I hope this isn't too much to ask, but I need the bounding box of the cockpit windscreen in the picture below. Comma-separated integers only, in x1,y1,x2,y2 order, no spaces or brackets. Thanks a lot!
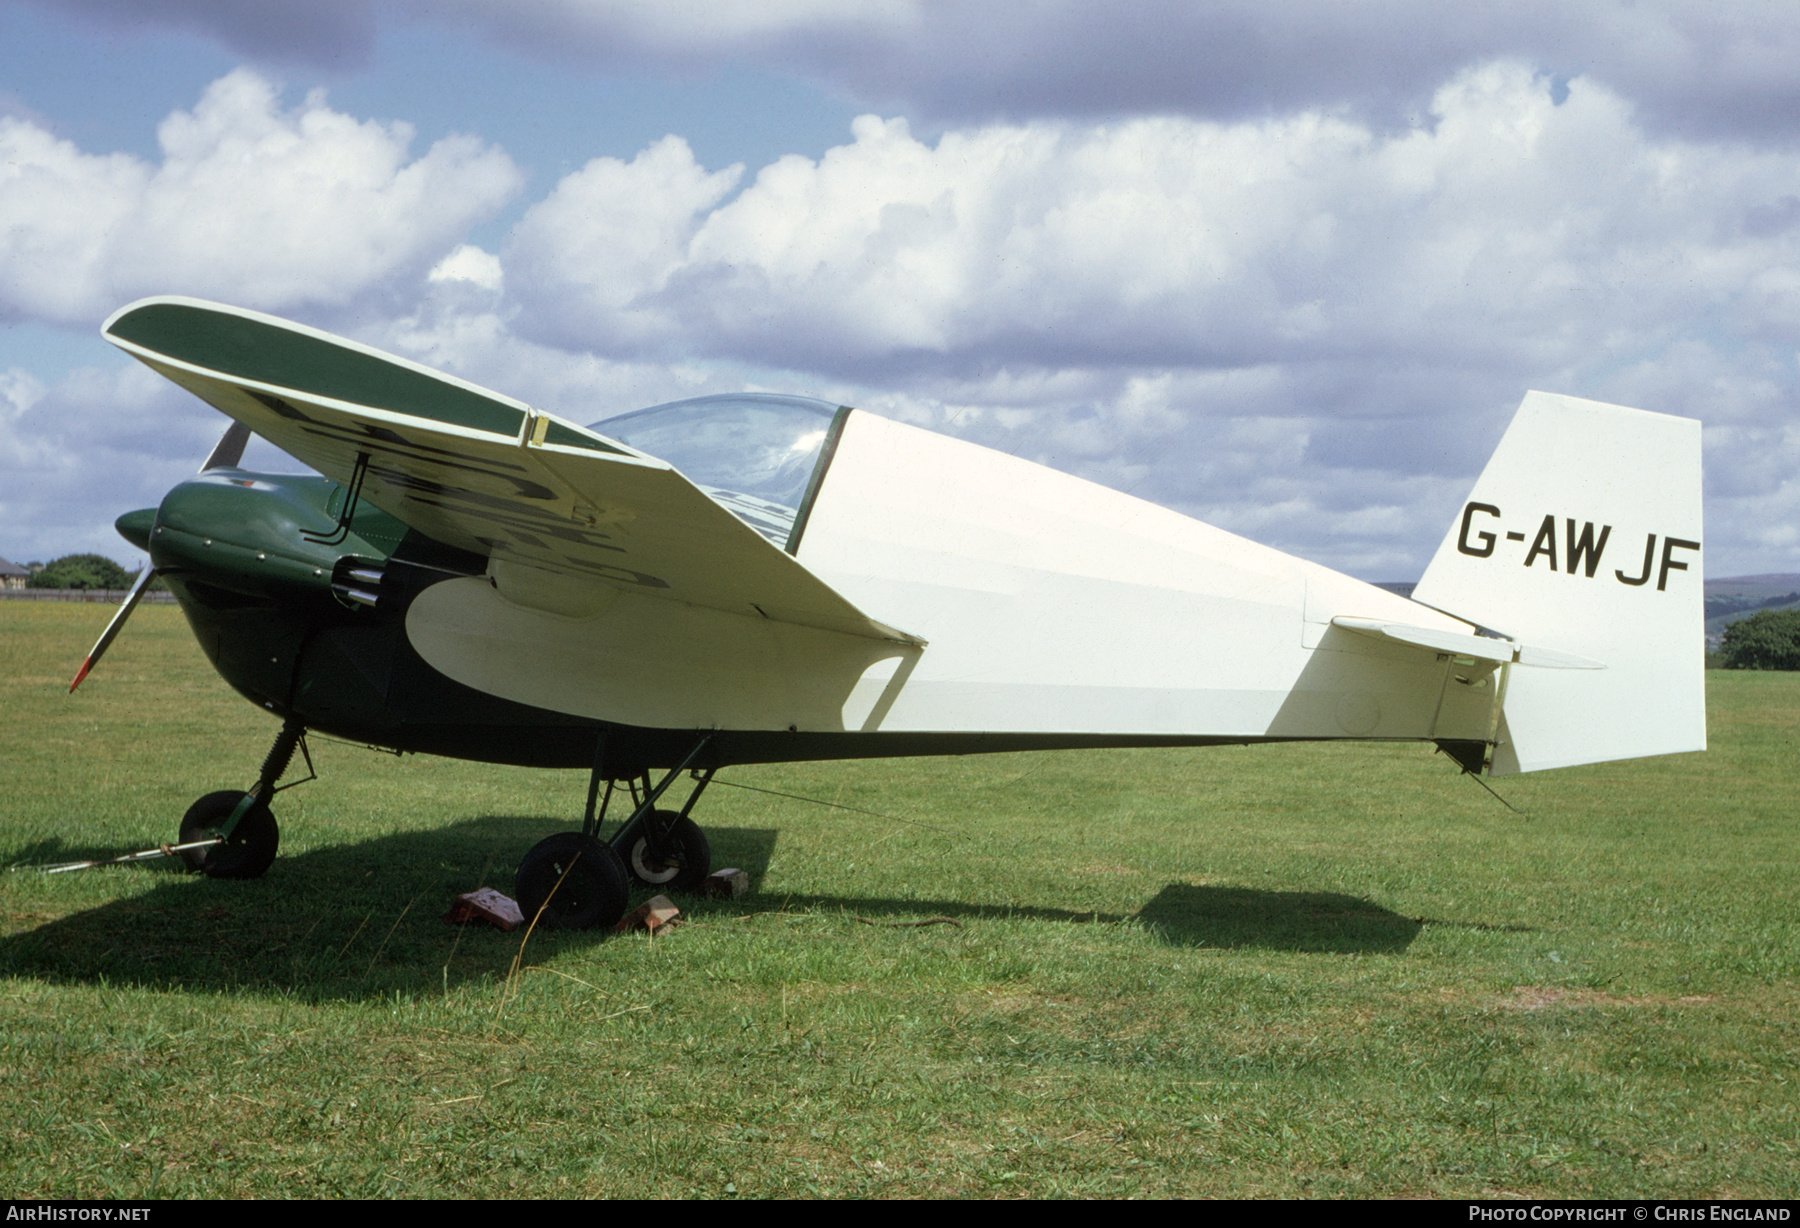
590,394,840,547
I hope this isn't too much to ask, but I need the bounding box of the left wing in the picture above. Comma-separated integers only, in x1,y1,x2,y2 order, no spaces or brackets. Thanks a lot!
104,297,917,646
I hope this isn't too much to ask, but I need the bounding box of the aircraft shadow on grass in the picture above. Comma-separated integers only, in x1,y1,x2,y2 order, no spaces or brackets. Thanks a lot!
763,883,1428,954
2,817,1436,1000
1135,884,1422,953
1,814,735,1001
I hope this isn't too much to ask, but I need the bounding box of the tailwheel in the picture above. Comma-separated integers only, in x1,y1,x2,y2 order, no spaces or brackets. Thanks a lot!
625,810,711,891
178,790,280,880
516,832,630,930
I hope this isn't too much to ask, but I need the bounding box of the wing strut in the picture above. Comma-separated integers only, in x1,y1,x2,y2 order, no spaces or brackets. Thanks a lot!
303,451,371,546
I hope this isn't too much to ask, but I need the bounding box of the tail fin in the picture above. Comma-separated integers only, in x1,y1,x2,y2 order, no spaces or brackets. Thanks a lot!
1413,391,1704,775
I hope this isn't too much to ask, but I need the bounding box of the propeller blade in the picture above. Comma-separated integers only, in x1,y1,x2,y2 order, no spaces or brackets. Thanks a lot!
69,565,156,692
200,420,252,471
70,420,249,692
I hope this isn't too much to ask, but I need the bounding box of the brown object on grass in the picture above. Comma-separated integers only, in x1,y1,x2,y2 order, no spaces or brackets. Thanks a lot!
614,895,681,934
444,887,524,932
700,868,750,898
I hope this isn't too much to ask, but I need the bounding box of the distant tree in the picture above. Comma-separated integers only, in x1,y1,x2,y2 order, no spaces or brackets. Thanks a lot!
1720,608,1800,671
26,553,133,590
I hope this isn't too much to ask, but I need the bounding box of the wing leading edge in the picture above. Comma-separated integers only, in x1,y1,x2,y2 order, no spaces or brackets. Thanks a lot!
104,296,918,647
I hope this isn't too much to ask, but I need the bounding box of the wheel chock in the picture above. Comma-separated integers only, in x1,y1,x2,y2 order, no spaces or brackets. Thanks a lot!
613,895,680,935
444,887,524,931
699,867,749,898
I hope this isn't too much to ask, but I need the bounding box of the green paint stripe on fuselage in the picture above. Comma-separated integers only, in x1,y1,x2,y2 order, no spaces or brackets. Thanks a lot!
109,302,527,439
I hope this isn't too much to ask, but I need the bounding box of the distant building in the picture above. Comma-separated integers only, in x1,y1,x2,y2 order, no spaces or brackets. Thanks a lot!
0,557,28,590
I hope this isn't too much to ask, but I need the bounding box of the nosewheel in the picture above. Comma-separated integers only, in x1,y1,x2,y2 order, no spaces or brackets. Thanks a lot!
178,790,281,880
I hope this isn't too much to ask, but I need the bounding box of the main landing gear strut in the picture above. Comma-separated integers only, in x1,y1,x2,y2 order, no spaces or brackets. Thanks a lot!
171,719,708,933
177,716,310,879
514,733,716,930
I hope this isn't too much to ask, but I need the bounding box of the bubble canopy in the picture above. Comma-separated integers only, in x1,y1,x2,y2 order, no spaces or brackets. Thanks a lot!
590,393,846,549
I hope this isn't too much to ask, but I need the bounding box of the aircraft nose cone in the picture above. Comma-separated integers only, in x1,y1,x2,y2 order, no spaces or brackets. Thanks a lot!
115,507,157,551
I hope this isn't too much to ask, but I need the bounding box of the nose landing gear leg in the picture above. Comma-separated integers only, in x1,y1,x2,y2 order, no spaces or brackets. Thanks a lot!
178,716,308,879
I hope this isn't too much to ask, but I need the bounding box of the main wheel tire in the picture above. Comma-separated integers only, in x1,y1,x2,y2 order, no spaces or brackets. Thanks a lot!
178,790,280,880
626,811,711,891
516,833,629,930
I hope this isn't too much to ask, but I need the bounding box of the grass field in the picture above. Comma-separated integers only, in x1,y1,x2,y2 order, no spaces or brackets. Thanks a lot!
2,601,1796,1198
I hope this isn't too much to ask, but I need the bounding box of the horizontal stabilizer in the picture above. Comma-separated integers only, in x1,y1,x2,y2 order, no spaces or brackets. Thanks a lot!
1329,617,1605,670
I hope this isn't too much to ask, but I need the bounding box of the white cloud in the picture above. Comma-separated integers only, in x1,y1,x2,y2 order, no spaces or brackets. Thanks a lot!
504,64,1800,388
0,69,521,324
428,244,504,292
505,135,742,352
0,368,46,420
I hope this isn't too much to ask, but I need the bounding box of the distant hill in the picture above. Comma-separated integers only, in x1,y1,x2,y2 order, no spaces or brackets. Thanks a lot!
1370,574,1800,647
1704,574,1800,642
1706,574,1800,591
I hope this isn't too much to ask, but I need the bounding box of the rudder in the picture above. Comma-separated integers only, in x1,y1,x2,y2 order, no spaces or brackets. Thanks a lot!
1412,391,1704,775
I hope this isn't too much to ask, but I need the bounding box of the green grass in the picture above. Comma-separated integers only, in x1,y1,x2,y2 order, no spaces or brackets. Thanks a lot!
2,601,1797,1198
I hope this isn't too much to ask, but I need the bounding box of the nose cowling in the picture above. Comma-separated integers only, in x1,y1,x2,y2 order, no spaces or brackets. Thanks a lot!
147,470,388,604
115,507,156,552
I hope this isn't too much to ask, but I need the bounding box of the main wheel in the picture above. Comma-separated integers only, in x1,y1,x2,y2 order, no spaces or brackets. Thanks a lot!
178,790,280,880
516,832,629,930
625,811,711,891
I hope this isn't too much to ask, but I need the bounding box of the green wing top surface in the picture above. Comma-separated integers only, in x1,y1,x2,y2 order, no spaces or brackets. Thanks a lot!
105,297,914,644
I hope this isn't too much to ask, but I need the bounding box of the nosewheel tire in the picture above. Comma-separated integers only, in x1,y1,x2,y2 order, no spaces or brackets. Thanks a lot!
626,811,711,891
516,832,630,930
178,790,280,880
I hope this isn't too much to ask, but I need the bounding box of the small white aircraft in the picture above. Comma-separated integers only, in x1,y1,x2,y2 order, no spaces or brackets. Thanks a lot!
79,296,1705,927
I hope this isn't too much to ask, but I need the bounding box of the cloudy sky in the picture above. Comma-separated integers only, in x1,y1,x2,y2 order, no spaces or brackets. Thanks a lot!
5,1,1800,581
